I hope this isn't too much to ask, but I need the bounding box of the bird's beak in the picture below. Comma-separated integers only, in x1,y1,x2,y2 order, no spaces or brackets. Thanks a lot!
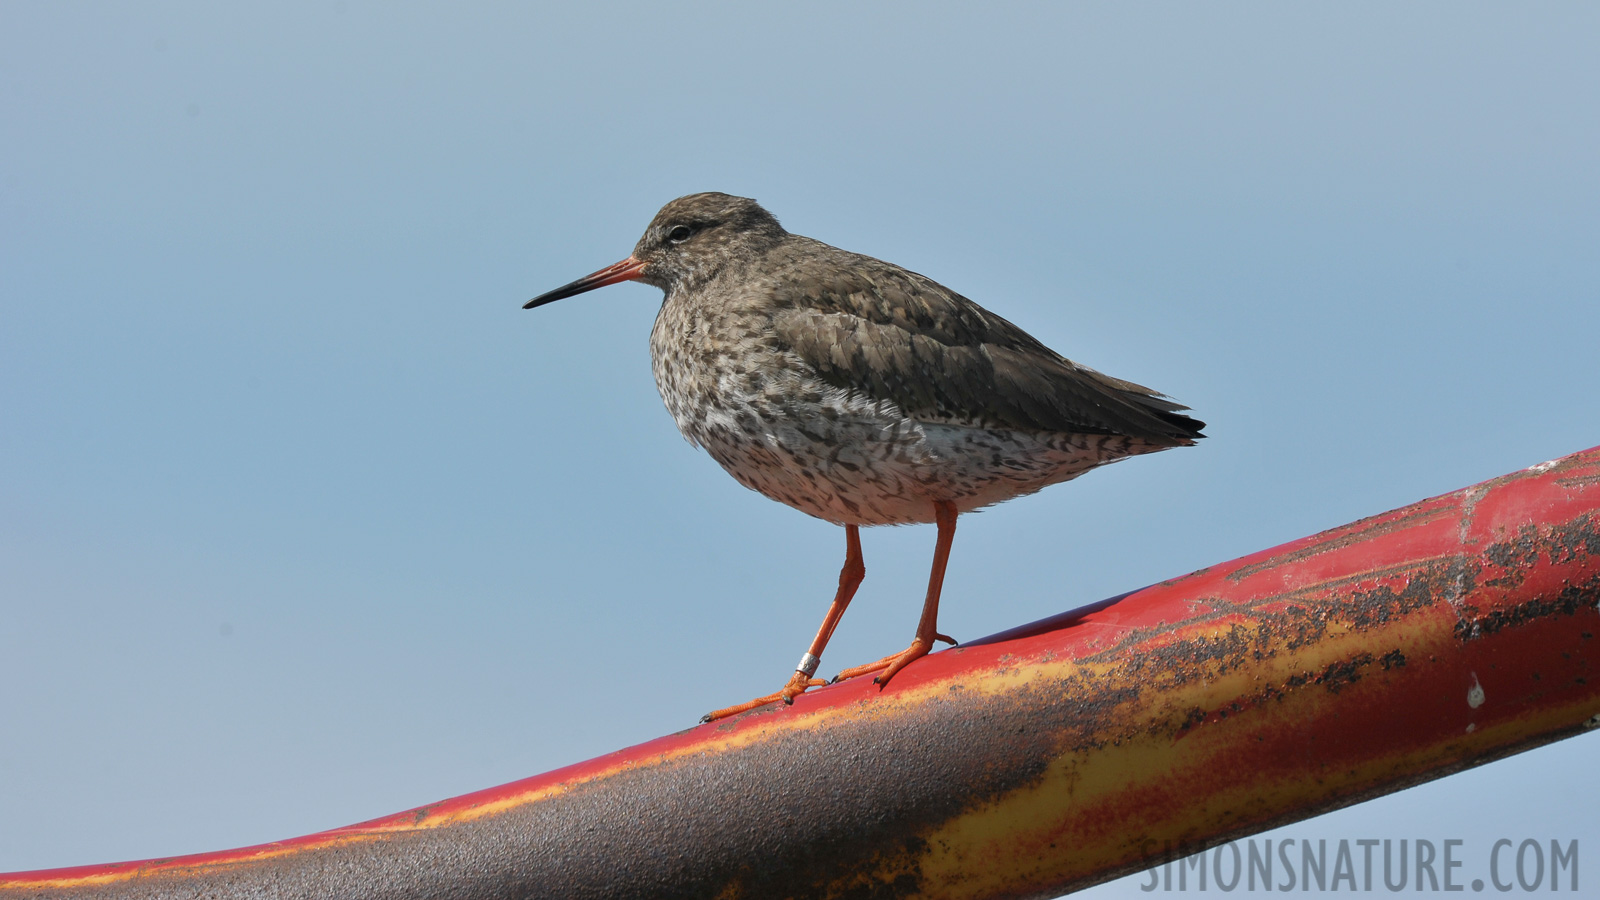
524,256,646,309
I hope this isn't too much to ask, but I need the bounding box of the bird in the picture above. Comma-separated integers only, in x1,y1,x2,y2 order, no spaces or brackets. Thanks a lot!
524,192,1203,722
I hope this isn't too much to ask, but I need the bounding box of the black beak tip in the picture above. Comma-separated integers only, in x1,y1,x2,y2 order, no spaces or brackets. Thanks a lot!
522,289,567,310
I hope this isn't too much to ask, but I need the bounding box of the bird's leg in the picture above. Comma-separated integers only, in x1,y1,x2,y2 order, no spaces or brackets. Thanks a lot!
700,525,866,723
834,500,959,687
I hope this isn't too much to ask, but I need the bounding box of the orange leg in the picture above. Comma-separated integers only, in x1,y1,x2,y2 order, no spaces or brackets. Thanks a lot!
834,500,959,687
701,525,866,722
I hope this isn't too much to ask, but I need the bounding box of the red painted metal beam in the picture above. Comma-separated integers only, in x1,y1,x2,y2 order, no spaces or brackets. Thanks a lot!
5,447,1600,899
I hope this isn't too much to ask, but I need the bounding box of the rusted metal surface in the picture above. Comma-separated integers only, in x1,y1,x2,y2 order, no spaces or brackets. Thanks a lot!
6,447,1600,899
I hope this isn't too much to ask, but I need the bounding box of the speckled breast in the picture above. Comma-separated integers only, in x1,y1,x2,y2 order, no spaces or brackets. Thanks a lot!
648,298,1128,527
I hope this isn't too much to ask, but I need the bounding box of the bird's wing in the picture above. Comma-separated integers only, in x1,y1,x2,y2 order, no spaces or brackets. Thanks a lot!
769,250,1203,443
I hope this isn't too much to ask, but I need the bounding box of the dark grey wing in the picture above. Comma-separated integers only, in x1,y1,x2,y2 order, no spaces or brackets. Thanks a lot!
769,249,1204,444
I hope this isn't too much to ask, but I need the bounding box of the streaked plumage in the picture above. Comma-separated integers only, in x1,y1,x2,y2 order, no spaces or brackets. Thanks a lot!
526,192,1202,720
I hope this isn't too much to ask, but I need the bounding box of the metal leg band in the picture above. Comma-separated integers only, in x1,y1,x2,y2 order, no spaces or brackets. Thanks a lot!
796,652,821,678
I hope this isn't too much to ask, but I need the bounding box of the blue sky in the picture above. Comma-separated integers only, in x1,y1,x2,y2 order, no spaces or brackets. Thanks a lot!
3,3,1597,895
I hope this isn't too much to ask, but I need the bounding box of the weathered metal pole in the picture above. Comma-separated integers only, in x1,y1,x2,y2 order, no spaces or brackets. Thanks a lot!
6,447,1599,899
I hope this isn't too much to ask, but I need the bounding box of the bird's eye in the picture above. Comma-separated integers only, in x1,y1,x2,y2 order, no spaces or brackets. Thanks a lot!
667,224,693,244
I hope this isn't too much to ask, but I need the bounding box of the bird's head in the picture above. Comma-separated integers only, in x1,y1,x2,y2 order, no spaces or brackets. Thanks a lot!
524,193,786,310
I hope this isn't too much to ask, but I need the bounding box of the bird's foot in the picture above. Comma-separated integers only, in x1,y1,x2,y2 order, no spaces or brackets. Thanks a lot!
700,671,826,723
832,635,946,688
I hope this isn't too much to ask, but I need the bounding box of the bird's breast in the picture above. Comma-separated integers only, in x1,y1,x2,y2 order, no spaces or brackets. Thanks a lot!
644,292,1146,526
650,297,830,448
